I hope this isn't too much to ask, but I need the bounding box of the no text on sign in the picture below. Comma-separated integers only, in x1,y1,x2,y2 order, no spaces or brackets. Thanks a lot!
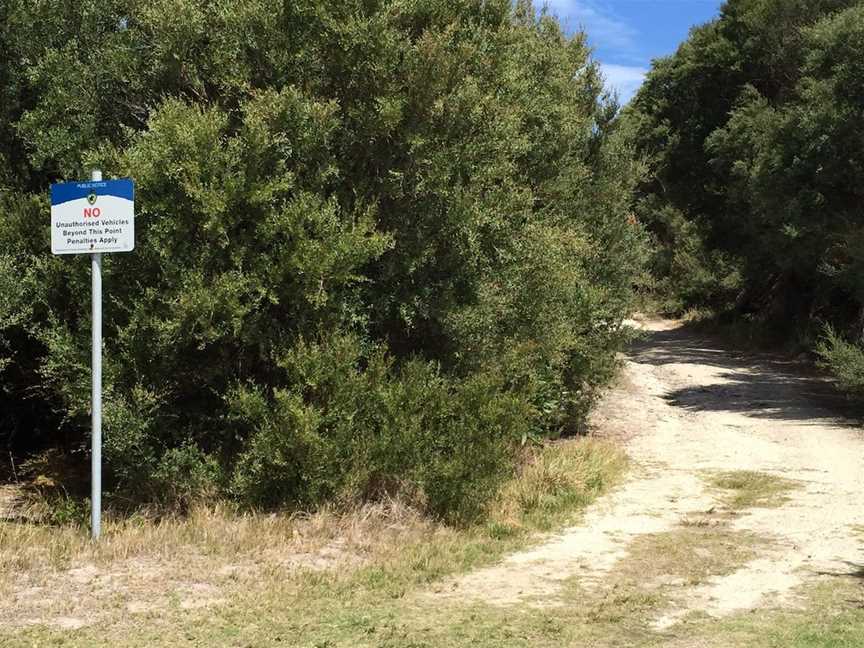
51,178,135,255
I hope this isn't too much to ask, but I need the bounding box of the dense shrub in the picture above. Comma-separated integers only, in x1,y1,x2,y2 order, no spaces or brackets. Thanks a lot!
228,334,531,522
816,327,864,396
0,0,645,517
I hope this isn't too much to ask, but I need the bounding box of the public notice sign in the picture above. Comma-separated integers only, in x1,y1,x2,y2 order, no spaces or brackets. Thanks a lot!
50,178,135,255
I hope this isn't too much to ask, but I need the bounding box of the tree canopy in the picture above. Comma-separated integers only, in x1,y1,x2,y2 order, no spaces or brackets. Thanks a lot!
629,1,861,321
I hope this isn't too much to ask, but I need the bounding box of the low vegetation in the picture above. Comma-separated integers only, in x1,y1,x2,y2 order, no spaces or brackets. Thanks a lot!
681,579,864,648
13,440,842,648
620,525,768,587
0,438,625,645
707,470,800,510
2,521,786,647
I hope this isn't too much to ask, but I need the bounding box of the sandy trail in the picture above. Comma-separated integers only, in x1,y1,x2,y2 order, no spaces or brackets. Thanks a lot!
440,318,864,626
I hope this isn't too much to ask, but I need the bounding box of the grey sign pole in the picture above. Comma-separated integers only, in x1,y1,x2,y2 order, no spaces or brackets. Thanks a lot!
91,168,102,540
50,168,134,539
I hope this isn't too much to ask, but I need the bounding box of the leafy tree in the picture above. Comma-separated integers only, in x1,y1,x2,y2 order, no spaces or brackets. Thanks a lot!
630,0,864,389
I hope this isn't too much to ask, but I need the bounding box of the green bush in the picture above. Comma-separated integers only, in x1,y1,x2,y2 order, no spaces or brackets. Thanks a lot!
0,0,646,517
816,327,864,395
229,334,530,522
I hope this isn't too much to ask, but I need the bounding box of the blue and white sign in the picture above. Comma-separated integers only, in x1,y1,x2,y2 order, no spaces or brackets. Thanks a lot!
50,178,135,255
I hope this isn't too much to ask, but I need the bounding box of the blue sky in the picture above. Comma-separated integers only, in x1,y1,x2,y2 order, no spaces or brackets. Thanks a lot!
541,0,723,103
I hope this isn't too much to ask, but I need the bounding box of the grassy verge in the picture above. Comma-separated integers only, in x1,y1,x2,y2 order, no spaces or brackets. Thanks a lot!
0,438,626,646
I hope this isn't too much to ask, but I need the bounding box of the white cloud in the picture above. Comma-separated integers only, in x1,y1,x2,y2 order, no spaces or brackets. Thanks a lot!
542,0,638,53
598,63,648,104
536,2,649,103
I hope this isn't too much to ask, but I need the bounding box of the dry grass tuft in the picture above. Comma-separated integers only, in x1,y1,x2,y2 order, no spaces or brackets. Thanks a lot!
0,437,627,636
0,497,434,577
550,523,772,641
489,438,626,532
618,524,769,587
0,498,441,632
706,470,799,510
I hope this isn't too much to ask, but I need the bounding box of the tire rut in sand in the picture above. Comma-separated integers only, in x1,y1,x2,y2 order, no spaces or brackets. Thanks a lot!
433,318,864,628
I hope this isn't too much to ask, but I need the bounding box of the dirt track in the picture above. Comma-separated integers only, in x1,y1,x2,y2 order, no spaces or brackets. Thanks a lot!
442,317,864,627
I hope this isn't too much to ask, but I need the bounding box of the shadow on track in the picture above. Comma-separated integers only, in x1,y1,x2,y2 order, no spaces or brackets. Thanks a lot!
628,323,864,427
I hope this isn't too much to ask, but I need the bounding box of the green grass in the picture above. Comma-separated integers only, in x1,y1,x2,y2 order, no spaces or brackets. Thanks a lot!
706,470,800,510
670,579,864,648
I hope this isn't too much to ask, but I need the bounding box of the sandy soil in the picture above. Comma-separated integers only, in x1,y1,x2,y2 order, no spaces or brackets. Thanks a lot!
440,317,864,627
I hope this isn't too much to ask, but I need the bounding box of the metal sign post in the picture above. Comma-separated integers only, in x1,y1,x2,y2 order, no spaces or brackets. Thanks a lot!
50,170,135,541
90,169,103,540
